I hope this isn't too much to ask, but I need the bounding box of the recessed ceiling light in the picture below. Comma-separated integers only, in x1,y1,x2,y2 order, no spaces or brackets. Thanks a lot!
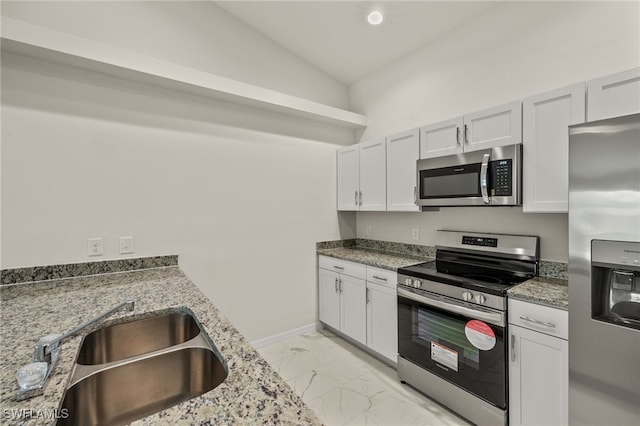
367,10,384,26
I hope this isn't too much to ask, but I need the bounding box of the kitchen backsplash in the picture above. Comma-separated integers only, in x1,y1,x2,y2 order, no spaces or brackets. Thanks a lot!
317,239,567,280
0,255,178,285
538,260,568,280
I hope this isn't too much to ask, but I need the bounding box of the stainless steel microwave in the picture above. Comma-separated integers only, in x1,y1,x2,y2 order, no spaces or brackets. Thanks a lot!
416,144,522,207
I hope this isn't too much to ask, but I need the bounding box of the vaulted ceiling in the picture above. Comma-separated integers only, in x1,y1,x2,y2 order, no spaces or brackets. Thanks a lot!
217,1,504,85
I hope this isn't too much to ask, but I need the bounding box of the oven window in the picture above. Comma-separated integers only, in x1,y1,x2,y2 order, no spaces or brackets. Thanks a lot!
417,308,480,370
419,163,482,199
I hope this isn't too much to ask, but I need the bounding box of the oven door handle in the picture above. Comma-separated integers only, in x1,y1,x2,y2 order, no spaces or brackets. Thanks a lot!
398,287,505,327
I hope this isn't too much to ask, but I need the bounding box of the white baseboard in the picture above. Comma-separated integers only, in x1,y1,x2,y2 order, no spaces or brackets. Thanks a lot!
250,322,322,349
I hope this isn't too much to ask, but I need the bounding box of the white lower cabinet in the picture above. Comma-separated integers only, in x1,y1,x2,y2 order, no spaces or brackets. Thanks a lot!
318,256,397,363
366,267,398,363
340,274,367,345
508,299,568,426
318,257,366,345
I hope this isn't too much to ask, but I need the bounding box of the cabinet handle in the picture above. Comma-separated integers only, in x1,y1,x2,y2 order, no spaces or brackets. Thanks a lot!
359,191,363,206
334,278,338,293
372,275,387,281
338,279,342,293
519,316,556,328
366,288,370,304
354,190,358,206
464,124,469,144
414,186,417,203
456,127,461,146
511,334,516,362
333,265,344,270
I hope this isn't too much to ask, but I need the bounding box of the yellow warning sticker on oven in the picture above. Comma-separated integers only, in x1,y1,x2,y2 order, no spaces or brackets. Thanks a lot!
431,341,458,371
465,320,496,350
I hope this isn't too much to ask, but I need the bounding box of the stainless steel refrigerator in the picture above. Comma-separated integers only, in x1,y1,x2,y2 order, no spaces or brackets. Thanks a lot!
568,113,640,426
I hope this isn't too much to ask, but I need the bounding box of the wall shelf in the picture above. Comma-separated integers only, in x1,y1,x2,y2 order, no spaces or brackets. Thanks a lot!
1,18,367,129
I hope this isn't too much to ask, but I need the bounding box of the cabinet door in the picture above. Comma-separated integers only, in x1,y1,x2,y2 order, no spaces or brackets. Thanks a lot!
419,117,463,159
523,83,585,213
386,129,420,211
359,139,386,211
318,268,341,330
340,275,367,345
464,101,522,152
337,145,359,211
509,324,568,426
366,282,397,363
587,67,640,121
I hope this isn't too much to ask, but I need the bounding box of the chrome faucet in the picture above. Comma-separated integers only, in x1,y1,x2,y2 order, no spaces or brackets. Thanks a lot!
16,300,135,400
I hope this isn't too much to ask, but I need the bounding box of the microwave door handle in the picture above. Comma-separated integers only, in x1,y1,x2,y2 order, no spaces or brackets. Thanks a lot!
480,153,490,204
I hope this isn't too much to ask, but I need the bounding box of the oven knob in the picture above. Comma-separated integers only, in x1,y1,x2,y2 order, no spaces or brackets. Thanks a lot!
413,280,422,289
474,295,486,304
405,278,413,286
462,291,473,301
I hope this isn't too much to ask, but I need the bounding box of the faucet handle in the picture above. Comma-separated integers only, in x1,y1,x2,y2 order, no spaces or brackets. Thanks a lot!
34,333,61,363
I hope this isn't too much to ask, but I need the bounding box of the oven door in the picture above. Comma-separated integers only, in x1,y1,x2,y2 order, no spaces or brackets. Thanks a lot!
417,161,486,207
397,286,507,409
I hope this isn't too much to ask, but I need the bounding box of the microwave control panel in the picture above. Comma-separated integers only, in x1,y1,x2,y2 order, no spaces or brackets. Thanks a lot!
490,159,512,196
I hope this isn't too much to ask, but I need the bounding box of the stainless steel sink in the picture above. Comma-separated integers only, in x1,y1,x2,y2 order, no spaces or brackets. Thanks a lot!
58,347,227,426
77,312,201,365
57,309,228,426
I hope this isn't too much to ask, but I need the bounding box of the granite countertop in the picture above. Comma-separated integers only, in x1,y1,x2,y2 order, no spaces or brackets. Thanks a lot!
317,247,427,271
0,266,320,425
508,276,569,310
319,243,568,310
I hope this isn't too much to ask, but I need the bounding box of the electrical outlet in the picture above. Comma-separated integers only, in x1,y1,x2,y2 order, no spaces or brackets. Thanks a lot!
366,226,372,236
412,228,420,241
88,237,104,256
119,236,134,254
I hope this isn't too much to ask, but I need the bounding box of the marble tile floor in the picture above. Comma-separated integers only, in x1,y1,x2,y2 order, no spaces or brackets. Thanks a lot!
258,329,472,426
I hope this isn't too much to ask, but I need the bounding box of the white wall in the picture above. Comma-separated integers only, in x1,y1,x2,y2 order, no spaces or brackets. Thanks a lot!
0,0,349,109
350,1,640,262
0,2,356,342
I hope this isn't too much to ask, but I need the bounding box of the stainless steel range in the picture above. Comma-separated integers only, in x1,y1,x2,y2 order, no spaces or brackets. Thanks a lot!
397,230,539,426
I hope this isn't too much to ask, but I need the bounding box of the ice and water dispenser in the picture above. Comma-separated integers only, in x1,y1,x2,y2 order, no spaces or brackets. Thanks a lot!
591,240,640,330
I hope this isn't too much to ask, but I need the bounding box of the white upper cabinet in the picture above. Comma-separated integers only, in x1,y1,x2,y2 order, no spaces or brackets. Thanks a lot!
337,140,386,211
359,139,387,211
523,83,585,213
420,101,522,159
587,67,640,121
420,117,463,159
336,145,360,211
386,129,420,212
464,101,522,151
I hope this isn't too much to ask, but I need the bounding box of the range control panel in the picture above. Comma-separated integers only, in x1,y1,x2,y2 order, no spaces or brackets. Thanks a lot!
462,236,498,248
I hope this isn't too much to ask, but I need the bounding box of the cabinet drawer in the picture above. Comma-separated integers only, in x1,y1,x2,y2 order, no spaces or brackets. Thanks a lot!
366,267,397,289
319,255,366,280
509,299,568,340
